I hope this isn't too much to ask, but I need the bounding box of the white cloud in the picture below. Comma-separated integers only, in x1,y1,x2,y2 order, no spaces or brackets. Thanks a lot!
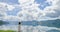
3,15,20,21
6,4,15,11
17,0,60,21
18,0,34,4
0,12,7,20
0,2,15,11
0,0,60,21
0,2,16,21
0,2,7,20
0,2,7,11
46,0,59,5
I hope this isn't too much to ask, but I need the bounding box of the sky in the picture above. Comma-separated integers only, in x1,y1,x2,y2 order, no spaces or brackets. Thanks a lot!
0,0,19,4
0,0,60,21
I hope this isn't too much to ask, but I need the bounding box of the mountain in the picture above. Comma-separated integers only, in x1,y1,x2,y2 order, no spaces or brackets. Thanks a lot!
21,19,60,28
0,20,9,25
8,21,18,25
38,19,60,28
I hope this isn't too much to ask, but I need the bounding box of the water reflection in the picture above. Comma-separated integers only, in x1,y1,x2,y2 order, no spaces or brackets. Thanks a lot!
0,19,60,32
46,29,60,32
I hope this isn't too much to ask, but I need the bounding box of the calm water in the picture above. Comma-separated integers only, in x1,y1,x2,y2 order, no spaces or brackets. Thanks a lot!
0,19,60,32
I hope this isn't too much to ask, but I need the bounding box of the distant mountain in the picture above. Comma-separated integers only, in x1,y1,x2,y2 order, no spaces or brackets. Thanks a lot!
0,20,9,25
21,19,60,28
39,19,60,28
8,21,18,25
22,20,38,26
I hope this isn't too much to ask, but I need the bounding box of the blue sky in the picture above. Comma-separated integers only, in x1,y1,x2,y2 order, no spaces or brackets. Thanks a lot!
0,0,21,16
0,0,19,4
0,0,51,16
35,0,51,10
6,6,21,16
0,0,60,21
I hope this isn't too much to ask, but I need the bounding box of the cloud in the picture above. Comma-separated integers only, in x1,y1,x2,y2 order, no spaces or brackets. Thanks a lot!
17,0,60,21
0,2,16,11
0,0,60,21
0,2,17,21
7,4,15,11
0,2,7,20
3,15,20,21
0,12,7,20
18,0,34,4
0,2,7,11
43,0,60,18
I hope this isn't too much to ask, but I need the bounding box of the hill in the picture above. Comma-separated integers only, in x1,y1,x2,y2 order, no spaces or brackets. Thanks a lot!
0,20,9,25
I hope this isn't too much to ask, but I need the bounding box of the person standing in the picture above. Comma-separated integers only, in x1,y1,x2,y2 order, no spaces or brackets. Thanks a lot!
18,22,21,32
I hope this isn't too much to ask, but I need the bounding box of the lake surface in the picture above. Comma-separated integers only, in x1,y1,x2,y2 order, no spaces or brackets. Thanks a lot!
0,19,60,32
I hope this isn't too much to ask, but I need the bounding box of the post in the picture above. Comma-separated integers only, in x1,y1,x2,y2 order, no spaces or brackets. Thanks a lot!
18,22,21,32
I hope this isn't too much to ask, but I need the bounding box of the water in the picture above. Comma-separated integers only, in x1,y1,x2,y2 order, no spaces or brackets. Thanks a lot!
0,19,60,32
